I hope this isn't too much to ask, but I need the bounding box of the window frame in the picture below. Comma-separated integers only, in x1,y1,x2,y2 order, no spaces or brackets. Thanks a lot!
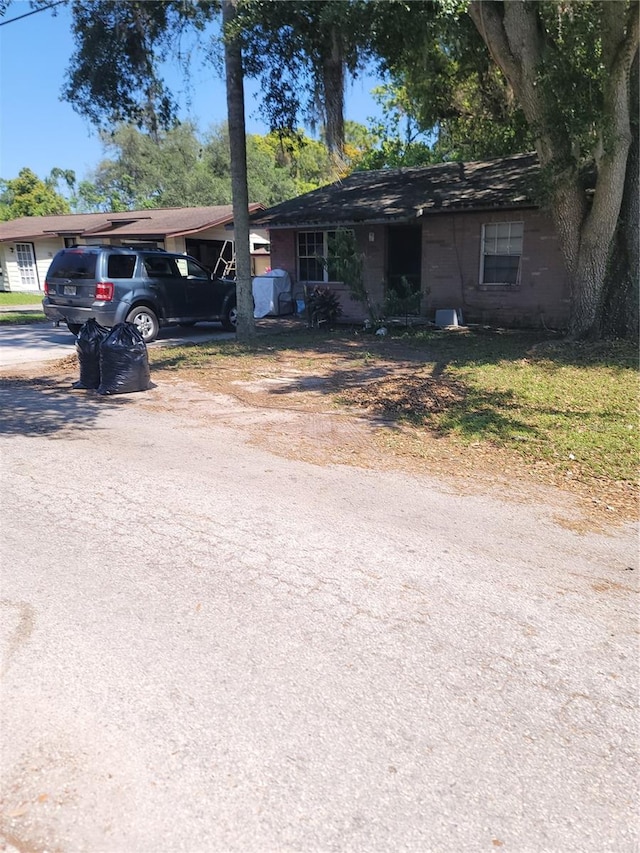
175,257,211,280
297,230,351,282
479,221,524,287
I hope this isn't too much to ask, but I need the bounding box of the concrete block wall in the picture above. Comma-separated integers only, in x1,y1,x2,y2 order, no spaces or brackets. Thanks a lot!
266,209,571,329
422,209,571,329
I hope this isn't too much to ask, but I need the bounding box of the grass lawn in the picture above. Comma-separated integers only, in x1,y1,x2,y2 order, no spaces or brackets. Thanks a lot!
149,326,639,511
0,292,45,324
0,312,46,324
0,292,44,306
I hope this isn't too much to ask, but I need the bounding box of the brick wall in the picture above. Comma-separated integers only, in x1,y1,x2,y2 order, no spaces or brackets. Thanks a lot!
422,209,570,329
266,209,570,329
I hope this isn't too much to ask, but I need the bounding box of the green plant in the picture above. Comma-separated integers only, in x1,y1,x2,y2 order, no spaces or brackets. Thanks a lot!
323,229,382,326
383,276,423,324
307,286,342,328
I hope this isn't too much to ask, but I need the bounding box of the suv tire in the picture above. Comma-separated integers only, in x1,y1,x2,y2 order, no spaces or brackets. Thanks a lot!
222,302,237,332
126,305,160,343
67,322,82,336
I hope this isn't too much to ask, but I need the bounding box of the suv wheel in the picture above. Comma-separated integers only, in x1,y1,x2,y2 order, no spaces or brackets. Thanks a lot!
222,302,237,332
67,322,82,336
126,306,160,343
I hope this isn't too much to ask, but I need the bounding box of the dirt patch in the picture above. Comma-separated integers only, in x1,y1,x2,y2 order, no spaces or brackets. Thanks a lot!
2,345,637,533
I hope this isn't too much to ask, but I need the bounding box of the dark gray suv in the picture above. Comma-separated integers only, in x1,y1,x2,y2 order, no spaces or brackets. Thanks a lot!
43,245,237,342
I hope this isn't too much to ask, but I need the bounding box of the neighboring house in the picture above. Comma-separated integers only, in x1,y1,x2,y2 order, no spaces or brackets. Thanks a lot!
0,205,270,292
251,152,573,329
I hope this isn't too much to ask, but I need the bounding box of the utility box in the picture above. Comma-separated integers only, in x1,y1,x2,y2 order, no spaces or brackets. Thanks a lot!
435,308,461,327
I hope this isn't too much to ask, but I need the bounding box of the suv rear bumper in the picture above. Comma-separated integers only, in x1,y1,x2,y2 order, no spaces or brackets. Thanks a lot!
43,299,127,328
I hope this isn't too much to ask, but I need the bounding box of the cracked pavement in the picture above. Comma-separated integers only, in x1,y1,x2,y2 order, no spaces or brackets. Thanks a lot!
0,372,638,852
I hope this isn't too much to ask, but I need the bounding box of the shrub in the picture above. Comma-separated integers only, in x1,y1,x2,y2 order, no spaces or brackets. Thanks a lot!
307,286,342,327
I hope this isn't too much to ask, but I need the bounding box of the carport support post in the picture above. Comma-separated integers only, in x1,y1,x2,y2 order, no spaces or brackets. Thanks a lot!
223,0,255,341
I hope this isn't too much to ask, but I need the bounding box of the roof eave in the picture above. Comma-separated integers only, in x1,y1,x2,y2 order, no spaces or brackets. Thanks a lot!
255,200,537,229
254,211,421,229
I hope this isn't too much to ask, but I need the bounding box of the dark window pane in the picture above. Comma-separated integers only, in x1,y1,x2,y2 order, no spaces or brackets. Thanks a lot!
483,255,520,284
47,251,97,280
299,257,324,281
143,256,175,277
107,255,136,278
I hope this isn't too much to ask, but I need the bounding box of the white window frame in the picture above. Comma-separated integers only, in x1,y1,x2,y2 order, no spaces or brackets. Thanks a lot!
297,231,333,282
297,230,355,282
480,221,523,286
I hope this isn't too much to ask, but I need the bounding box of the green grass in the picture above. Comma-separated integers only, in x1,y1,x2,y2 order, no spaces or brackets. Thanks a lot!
438,343,638,482
0,292,44,306
149,327,639,486
0,312,46,324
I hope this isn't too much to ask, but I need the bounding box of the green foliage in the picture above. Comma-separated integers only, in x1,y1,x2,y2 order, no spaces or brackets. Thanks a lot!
364,4,533,162
383,276,423,322
324,229,381,324
64,0,218,133
326,229,365,299
73,123,339,212
536,1,609,164
0,168,72,220
306,285,342,327
236,0,374,156
354,84,436,170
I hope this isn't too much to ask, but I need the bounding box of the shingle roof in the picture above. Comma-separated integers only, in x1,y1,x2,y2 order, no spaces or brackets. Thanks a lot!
0,204,264,242
251,153,542,228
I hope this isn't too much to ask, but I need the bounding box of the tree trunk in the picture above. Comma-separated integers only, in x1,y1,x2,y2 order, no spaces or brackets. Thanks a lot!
222,0,255,342
600,50,639,339
322,25,346,170
468,0,638,339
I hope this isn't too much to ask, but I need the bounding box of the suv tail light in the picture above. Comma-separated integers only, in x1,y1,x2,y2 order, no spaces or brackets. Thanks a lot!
44,280,50,295
95,281,114,301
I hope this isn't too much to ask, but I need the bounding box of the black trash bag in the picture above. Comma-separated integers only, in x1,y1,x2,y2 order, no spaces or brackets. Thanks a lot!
74,318,110,389
97,322,150,395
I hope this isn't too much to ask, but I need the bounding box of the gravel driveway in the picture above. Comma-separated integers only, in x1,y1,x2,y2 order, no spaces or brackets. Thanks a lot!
1,362,637,853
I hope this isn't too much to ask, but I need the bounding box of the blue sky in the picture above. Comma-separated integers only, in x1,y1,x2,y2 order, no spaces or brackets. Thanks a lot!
0,1,384,184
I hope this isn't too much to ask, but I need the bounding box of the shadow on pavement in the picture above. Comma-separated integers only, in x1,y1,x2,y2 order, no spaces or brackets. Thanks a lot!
0,377,133,437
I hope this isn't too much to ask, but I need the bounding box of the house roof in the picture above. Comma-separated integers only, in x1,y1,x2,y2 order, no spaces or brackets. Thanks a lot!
251,152,542,229
0,204,265,243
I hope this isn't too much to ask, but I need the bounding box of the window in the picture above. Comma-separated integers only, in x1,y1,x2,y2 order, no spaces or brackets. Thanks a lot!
107,254,136,278
143,256,176,277
48,250,97,280
298,230,350,282
298,231,326,281
175,257,210,279
481,222,523,285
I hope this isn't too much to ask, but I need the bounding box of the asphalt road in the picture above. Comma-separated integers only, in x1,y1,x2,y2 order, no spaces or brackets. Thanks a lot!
0,354,638,851
0,320,235,368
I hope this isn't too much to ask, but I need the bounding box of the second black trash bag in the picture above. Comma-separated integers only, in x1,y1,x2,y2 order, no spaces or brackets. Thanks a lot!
98,322,150,395
74,318,110,389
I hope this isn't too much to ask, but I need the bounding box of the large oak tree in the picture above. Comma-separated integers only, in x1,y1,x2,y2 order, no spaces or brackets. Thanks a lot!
467,0,638,338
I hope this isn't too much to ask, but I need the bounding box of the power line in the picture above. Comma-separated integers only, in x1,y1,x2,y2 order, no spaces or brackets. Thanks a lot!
0,0,67,28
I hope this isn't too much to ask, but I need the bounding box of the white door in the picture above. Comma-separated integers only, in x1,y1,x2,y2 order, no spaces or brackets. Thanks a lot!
15,242,40,290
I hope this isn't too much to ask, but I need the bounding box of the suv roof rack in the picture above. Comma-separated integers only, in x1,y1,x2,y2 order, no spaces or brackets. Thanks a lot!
65,244,167,252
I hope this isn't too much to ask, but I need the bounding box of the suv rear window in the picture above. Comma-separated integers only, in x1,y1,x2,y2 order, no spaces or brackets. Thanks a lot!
48,251,97,280
107,254,137,278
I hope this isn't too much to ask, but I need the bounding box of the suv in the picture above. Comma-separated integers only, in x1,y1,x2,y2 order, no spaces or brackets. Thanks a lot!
43,245,238,343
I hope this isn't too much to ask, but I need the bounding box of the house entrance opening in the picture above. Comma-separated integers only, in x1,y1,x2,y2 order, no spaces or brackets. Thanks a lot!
386,225,421,313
